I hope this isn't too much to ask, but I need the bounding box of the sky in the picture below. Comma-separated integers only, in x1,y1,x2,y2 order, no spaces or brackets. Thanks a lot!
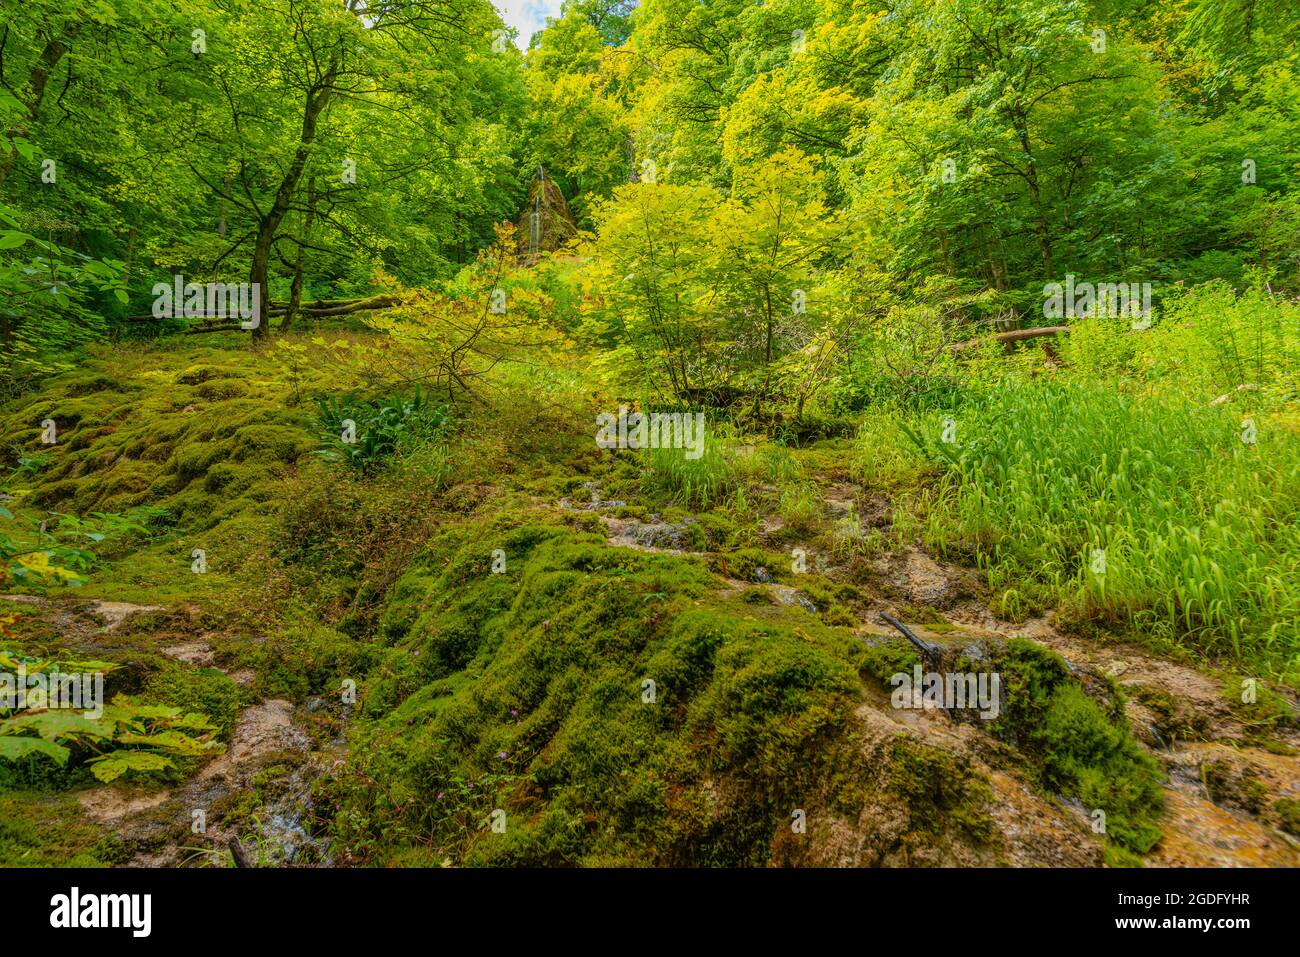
493,0,564,49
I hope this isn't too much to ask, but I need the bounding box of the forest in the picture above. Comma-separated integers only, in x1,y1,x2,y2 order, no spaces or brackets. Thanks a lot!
0,0,1297,873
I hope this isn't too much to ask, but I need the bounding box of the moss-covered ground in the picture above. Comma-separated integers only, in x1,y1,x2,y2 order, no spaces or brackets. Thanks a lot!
0,334,1294,867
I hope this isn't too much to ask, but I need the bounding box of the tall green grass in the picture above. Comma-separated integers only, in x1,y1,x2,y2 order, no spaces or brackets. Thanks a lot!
903,380,1300,682
642,419,734,507
644,429,821,515
1061,281,1300,408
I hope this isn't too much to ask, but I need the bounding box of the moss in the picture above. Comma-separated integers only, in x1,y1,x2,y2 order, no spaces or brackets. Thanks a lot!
210,788,260,827
684,511,743,550
195,378,250,400
708,547,787,583
248,624,378,701
0,793,128,866
1274,797,1300,836
331,523,864,865
1102,843,1146,868
888,736,996,846
173,442,227,481
229,424,313,464
1201,760,1269,814
203,462,253,495
142,664,247,740
63,374,133,397
609,505,649,521
0,343,319,543
174,364,231,385
820,604,858,627
993,638,1164,854
1129,683,1209,741
857,638,920,684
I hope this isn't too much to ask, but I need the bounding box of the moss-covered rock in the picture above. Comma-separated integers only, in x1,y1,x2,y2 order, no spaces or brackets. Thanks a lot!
992,638,1164,854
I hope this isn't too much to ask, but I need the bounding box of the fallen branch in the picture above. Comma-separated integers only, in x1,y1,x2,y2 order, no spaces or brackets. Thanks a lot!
182,324,247,334
879,612,940,662
1209,383,1258,406
949,325,1072,351
124,294,402,323
229,837,253,868
269,296,369,308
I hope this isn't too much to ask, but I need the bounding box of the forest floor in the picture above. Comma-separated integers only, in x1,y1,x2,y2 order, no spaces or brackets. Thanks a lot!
0,336,1296,867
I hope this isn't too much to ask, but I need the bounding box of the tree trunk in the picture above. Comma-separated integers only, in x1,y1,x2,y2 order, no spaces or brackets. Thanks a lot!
281,178,317,333
0,26,78,187
249,228,274,340
1014,122,1054,277
247,56,338,341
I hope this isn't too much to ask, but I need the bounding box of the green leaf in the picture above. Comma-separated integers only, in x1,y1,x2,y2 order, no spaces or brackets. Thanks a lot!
87,750,172,782
171,711,219,732
116,730,221,756
0,735,70,765
1,710,113,743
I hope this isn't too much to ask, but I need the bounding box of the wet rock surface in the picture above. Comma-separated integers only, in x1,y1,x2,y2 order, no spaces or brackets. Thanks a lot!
4,593,341,868
569,470,1300,868
78,699,333,867
600,514,702,553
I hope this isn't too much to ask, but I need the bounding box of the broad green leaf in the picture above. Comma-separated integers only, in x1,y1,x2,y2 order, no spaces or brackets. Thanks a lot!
116,731,222,756
88,750,172,783
0,735,70,765
1,710,113,743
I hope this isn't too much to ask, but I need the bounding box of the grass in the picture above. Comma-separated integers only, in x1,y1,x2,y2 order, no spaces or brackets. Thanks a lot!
894,379,1300,683
641,418,735,508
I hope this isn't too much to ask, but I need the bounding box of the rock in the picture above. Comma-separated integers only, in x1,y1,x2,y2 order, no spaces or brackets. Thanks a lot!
159,641,215,667
86,600,163,632
771,585,817,613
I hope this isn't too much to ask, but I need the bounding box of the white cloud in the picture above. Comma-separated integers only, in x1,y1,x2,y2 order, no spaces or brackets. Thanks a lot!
493,0,564,49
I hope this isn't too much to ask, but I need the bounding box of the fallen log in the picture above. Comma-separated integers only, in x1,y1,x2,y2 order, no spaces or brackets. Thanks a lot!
283,294,402,317
949,325,1072,351
182,324,247,334
123,294,402,323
